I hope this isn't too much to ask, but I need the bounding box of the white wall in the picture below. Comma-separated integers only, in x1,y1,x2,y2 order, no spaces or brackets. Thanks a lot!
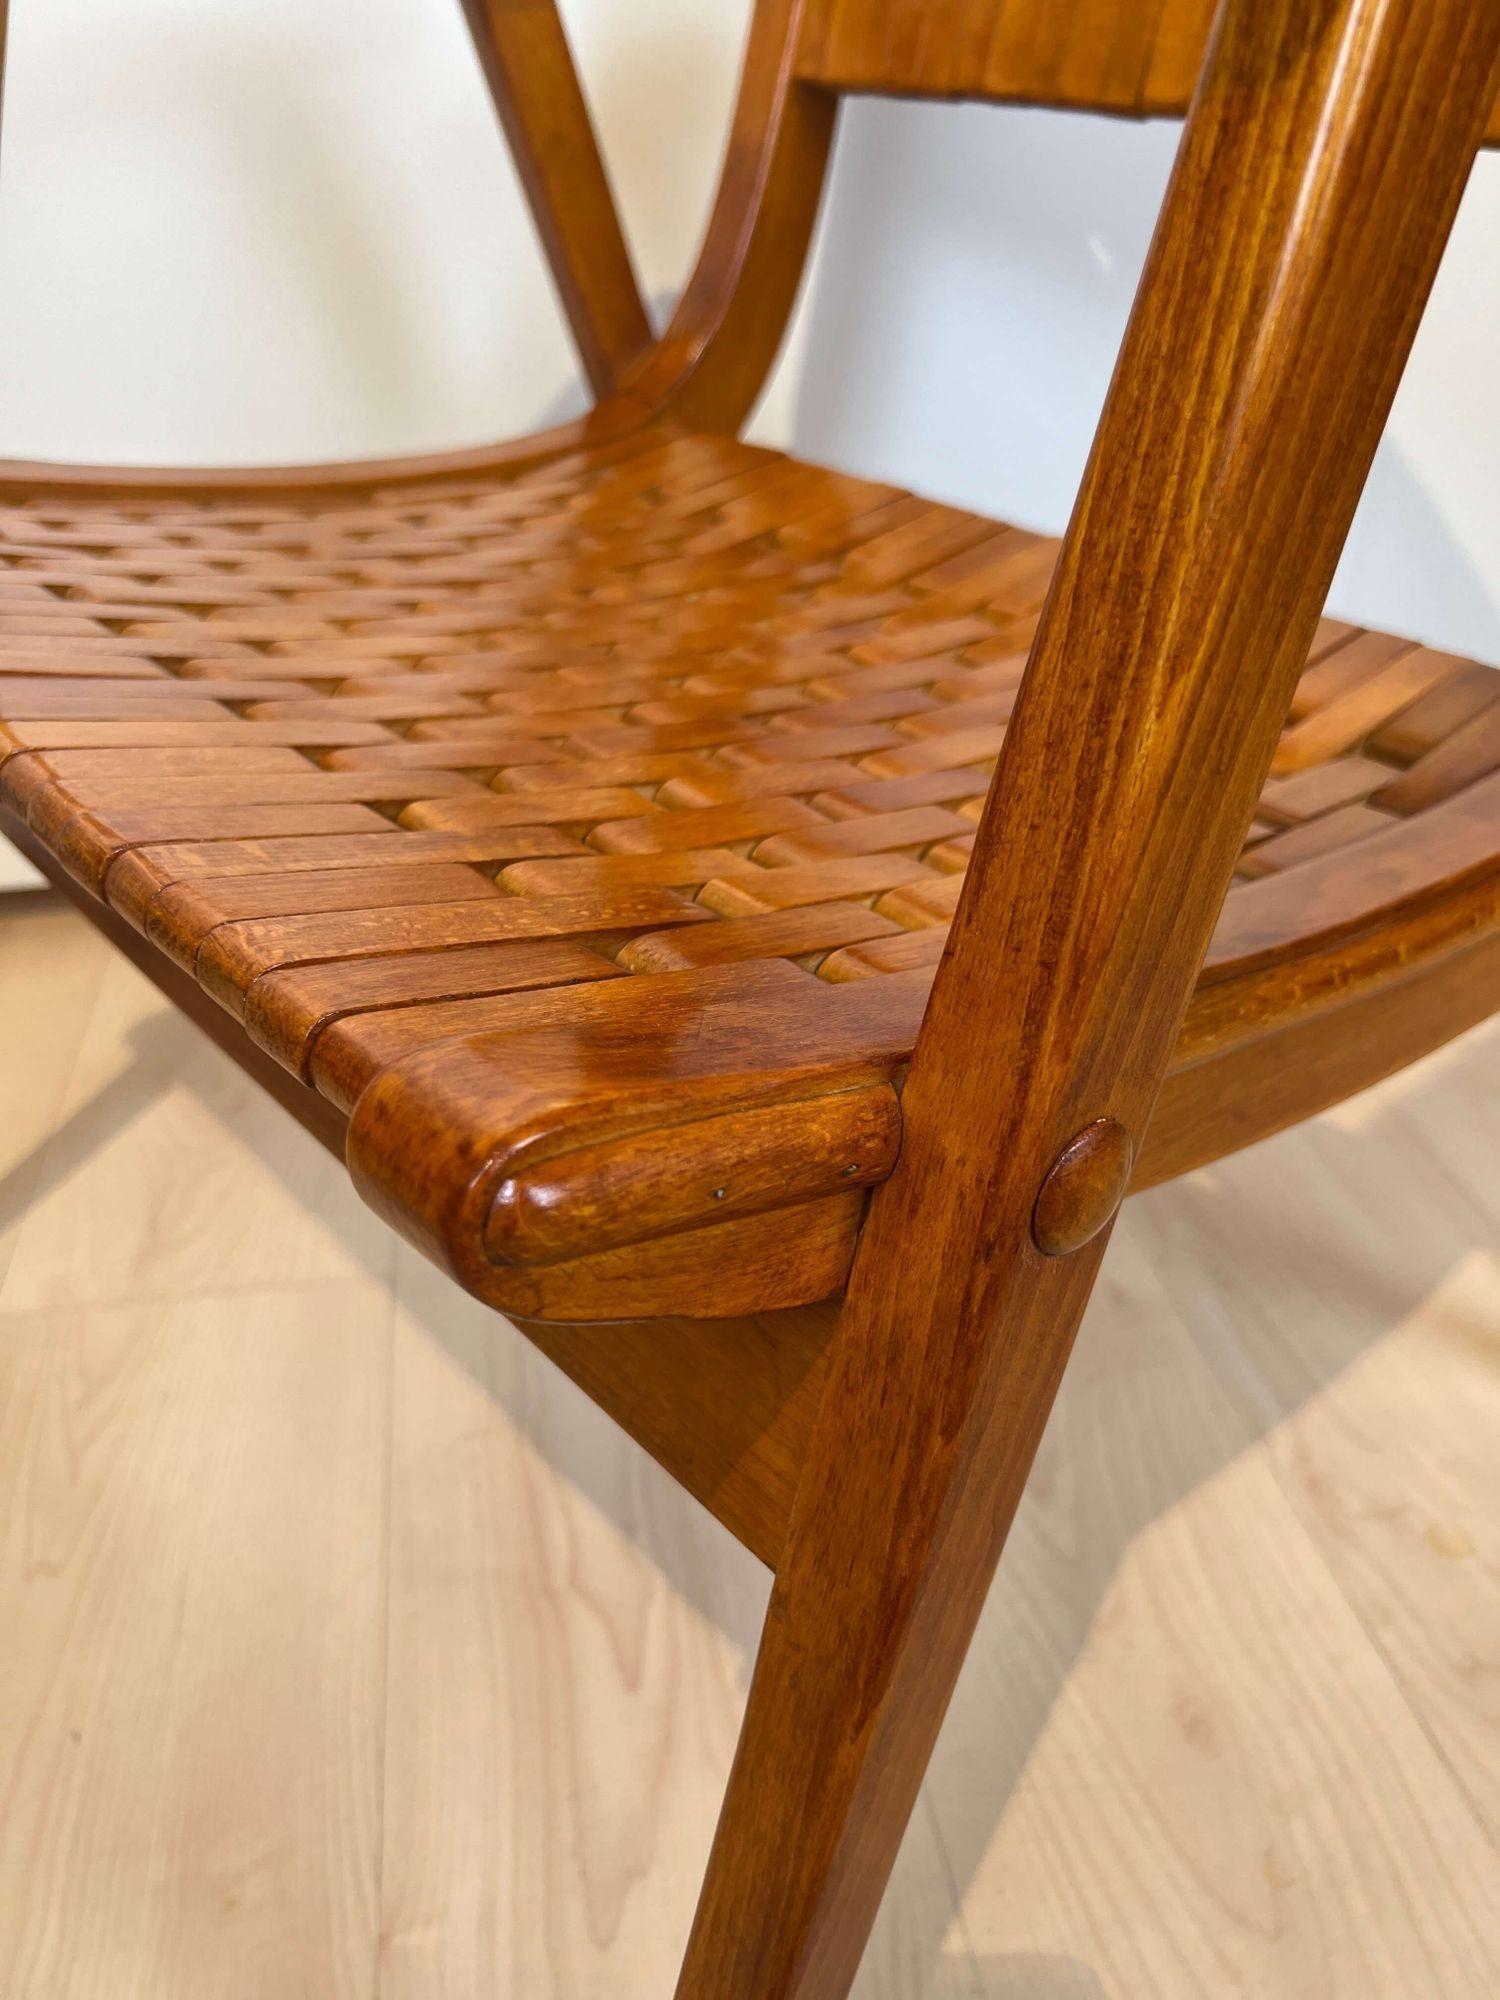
2,0,1496,888
0,0,748,464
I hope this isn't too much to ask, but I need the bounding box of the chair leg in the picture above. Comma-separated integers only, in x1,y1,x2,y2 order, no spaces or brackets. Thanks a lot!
675,1582,947,1999
674,1252,1102,1998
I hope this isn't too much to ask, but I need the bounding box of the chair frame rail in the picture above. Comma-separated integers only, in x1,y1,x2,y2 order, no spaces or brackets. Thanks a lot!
1,1,1497,1995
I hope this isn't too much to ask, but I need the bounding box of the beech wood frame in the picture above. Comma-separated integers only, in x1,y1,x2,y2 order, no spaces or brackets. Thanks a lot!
2,0,1499,1993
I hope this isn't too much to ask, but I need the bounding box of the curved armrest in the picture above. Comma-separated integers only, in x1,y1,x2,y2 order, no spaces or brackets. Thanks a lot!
619,0,838,435
0,0,832,491
0,400,655,496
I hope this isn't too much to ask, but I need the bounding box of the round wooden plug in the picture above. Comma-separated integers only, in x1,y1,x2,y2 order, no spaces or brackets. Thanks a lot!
1031,1117,1133,1257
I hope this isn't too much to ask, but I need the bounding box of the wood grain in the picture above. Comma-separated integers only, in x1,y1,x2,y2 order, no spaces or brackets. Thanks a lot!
0,903,1495,1998
0,1279,391,2000
939,1185,1500,1997
3,461,1494,1322
0,897,113,1299
2,0,1498,1989
458,0,652,396
795,0,1500,145
676,2,1500,1990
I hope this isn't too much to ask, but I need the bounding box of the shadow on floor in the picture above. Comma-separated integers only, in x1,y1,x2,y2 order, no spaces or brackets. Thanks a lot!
6,956,1493,1995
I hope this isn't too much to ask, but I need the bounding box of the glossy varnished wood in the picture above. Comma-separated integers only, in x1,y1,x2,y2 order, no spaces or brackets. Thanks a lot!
620,0,838,434
2,0,1498,1995
795,0,1500,145
676,1,1500,1991
1,453,1493,1324
3,819,348,1161
511,1303,836,1568
458,0,652,395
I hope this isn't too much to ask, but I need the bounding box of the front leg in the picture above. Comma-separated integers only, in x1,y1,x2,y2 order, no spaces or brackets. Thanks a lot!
675,1126,1126,1998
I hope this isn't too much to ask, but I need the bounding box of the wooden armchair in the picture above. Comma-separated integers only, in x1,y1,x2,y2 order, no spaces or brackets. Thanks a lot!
2,1,1497,1992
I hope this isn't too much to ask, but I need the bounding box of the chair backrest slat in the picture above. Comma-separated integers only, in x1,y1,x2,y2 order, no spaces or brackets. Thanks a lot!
458,0,651,396
795,0,1500,142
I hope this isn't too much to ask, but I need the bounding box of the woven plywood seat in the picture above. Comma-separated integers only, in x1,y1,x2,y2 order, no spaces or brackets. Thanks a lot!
3,424,1495,1318
6,0,1500,1986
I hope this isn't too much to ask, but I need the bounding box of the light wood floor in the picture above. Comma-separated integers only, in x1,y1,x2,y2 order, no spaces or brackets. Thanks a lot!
1,890,1496,1999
